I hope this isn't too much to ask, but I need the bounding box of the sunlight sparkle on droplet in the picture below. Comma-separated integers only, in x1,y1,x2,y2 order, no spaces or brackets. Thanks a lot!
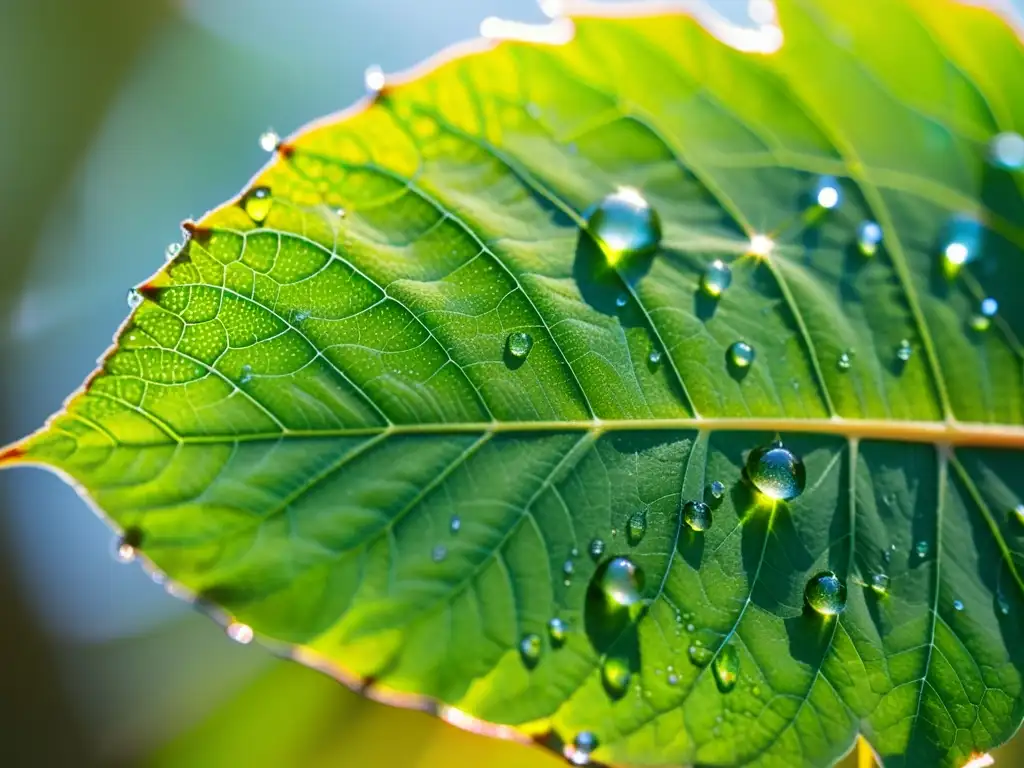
962,753,995,768
364,65,385,94
945,241,970,266
816,181,840,209
227,622,254,644
749,234,774,257
258,129,279,153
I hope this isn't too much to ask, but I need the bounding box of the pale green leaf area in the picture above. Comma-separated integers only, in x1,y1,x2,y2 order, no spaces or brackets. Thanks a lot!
3,0,1024,766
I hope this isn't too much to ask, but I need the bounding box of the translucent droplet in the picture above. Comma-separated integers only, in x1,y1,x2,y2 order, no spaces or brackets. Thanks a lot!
895,339,912,363
952,599,964,612
239,364,253,385
727,341,755,369
997,591,1010,616
601,656,631,697
568,732,598,766
589,538,605,560
570,546,579,558
519,632,542,665
598,557,643,608
627,508,647,544
647,349,662,366
449,515,461,534
227,621,254,644
870,573,890,596
585,187,662,266
667,672,679,686
804,571,848,616
615,293,628,308
112,537,137,564
562,559,575,578
989,131,1024,170
547,617,568,646
1014,504,1024,526
506,331,533,360
712,644,739,693
432,544,447,563
700,259,732,298
688,644,712,667
745,440,806,501
683,500,712,532
981,297,998,317
686,622,695,633
857,220,883,256
837,351,852,371
165,242,181,261
814,175,841,209
708,480,725,500
126,288,143,309
244,186,272,224
258,129,279,153
915,540,929,558
364,64,385,94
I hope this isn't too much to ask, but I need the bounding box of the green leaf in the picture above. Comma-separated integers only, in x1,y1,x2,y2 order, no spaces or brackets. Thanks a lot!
4,0,1023,765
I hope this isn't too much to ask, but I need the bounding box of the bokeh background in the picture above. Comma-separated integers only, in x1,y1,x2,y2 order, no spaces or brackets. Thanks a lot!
0,1,1021,766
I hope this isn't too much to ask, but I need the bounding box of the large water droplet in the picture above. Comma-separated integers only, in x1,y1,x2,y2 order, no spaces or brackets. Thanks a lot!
126,288,143,309
857,221,883,256
519,633,542,665
258,129,280,153
814,175,841,209
683,500,712,532
589,538,605,560
712,644,739,693
585,187,662,266
601,656,631,697
745,440,806,501
804,571,847,616
727,341,755,369
870,573,890,596
598,557,643,608
895,339,912,363
708,480,725,500
506,331,533,360
548,617,568,647
244,186,273,224
700,259,732,298
989,131,1024,170
627,508,647,544
568,732,598,766
227,621,254,644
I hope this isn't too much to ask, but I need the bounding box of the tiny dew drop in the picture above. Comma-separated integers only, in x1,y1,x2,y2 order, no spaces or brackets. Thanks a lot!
243,186,273,224
712,644,739,693
506,331,534,360
915,540,929,558
745,440,806,501
971,297,999,332
814,175,841,209
837,351,852,371
727,341,755,369
126,288,143,309
989,131,1024,170
870,573,890,596
804,571,847,616
952,599,964,612
449,515,461,534
568,732,598,766
647,348,662,366
585,187,662,266
547,617,568,646
895,339,912,363
432,544,447,563
700,259,732,298
227,621,254,644
364,64,385,94
615,293,628,308
598,557,643,608
601,656,631,697
683,500,712,532
519,633,542,665
857,220,883,256
562,559,575,579
997,592,1010,616
258,129,279,152
239,364,253,385
165,242,181,261
589,538,606,560
627,508,647,544
708,480,725,500
112,534,138,564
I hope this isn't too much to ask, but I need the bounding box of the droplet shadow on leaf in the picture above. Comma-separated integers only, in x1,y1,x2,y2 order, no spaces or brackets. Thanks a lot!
584,558,643,698
573,230,654,318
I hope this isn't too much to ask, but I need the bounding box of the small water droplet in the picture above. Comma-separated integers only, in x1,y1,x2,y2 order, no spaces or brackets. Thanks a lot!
627,508,647,544
562,559,575,578
165,242,181,261
112,535,137,564
683,500,712,532
432,544,447,562
449,515,461,534
506,331,534,360
258,129,279,153
837,351,852,371
997,591,1010,616
647,348,662,366
227,621,254,644
519,632,542,665
895,339,912,363
745,440,806,501
364,64,385,94
915,540,929,558
688,644,712,667
126,288,143,309
708,480,725,500
598,557,643,608
989,131,1024,170
870,573,890,596
981,297,999,317
585,187,662,266
712,644,739,693
568,732,598,766
547,617,568,646
856,221,883,256
804,571,848,616
686,623,695,632
570,546,579,558
244,186,272,224
588,538,605,560
615,293,628,308
727,341,755,369
601,656,631,697
1014,504,1024,526
239,364,253,385
814,175,841,209
700,259,732,298
952,599,964,612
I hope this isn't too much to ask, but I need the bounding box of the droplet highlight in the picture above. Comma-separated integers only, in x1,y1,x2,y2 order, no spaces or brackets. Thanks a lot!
449,515,461,534
814,175,841,209
915,540,929,558
112,536,137,564
712,644,739,693
547,617,568,647
708,480,725,500
700,259,732,298
856,220,883,256
895,339,912,363
683,500,712,532
647,349,662,366
745,440,806,501
598,557,643,608
727,341,755,369
506,331,534,361
836,351,852,372
870,573,890,596
627,508,647,544
952,599,964,612
804,571,848,616
258,129,279,153
589,538,605,560
244,186,272,224
989,131,1024,170
519,633,542,665
568,732,598,766
1014,504,1024,526
585,187,662,266
126,288,143,309
601,656,631,697
364,64,385,94
227,621,254,644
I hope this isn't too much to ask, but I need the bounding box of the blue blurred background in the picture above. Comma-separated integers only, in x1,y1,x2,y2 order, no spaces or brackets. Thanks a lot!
0,1,1021,765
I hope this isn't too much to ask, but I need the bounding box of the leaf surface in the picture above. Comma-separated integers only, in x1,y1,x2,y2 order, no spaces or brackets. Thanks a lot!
4,1,1024,765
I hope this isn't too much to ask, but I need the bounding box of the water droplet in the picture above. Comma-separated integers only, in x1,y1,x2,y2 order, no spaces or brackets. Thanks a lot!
857,220,883,256
112,535,137,564
971,297,999,332
598,557,643,608
258,129,279,153
686,623,695,633
997,591,1010,616
745,440,806,501
870,573,890,596
165,242,181,261
432,544,447,563
627,508,647,544
601,656,631,697
688,644,712,667
449,515,461,534
647,348,662,366
568,732,598,766
364,64,385,94
895,339,912,363
585,187,662,266
562,559,575,578
239,364,253,385
837,351,852,371
981,297,998,317
952,599,964,612
588,538,605,560
227,621,254,644
667,671,679,686
615,293,628,308
712,644,739,693
244,186,272,224
700,259,732,298
915,540,929,558
815,175,841,209
708,480,725,500
727,341,755,369
1014,504,1024,526
804,571,848,616
506,331,534,360
989,131,1024,170
126,288,143,309
547,617,568,646
570,546,580,558
683,500,712,532
519,632,542,665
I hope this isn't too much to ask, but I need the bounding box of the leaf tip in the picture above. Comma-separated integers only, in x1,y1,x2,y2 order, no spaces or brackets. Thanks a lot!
278,142,296,159
0,444,26,467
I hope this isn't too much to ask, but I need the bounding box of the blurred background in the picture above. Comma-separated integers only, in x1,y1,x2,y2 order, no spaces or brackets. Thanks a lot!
0,1,1021,766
